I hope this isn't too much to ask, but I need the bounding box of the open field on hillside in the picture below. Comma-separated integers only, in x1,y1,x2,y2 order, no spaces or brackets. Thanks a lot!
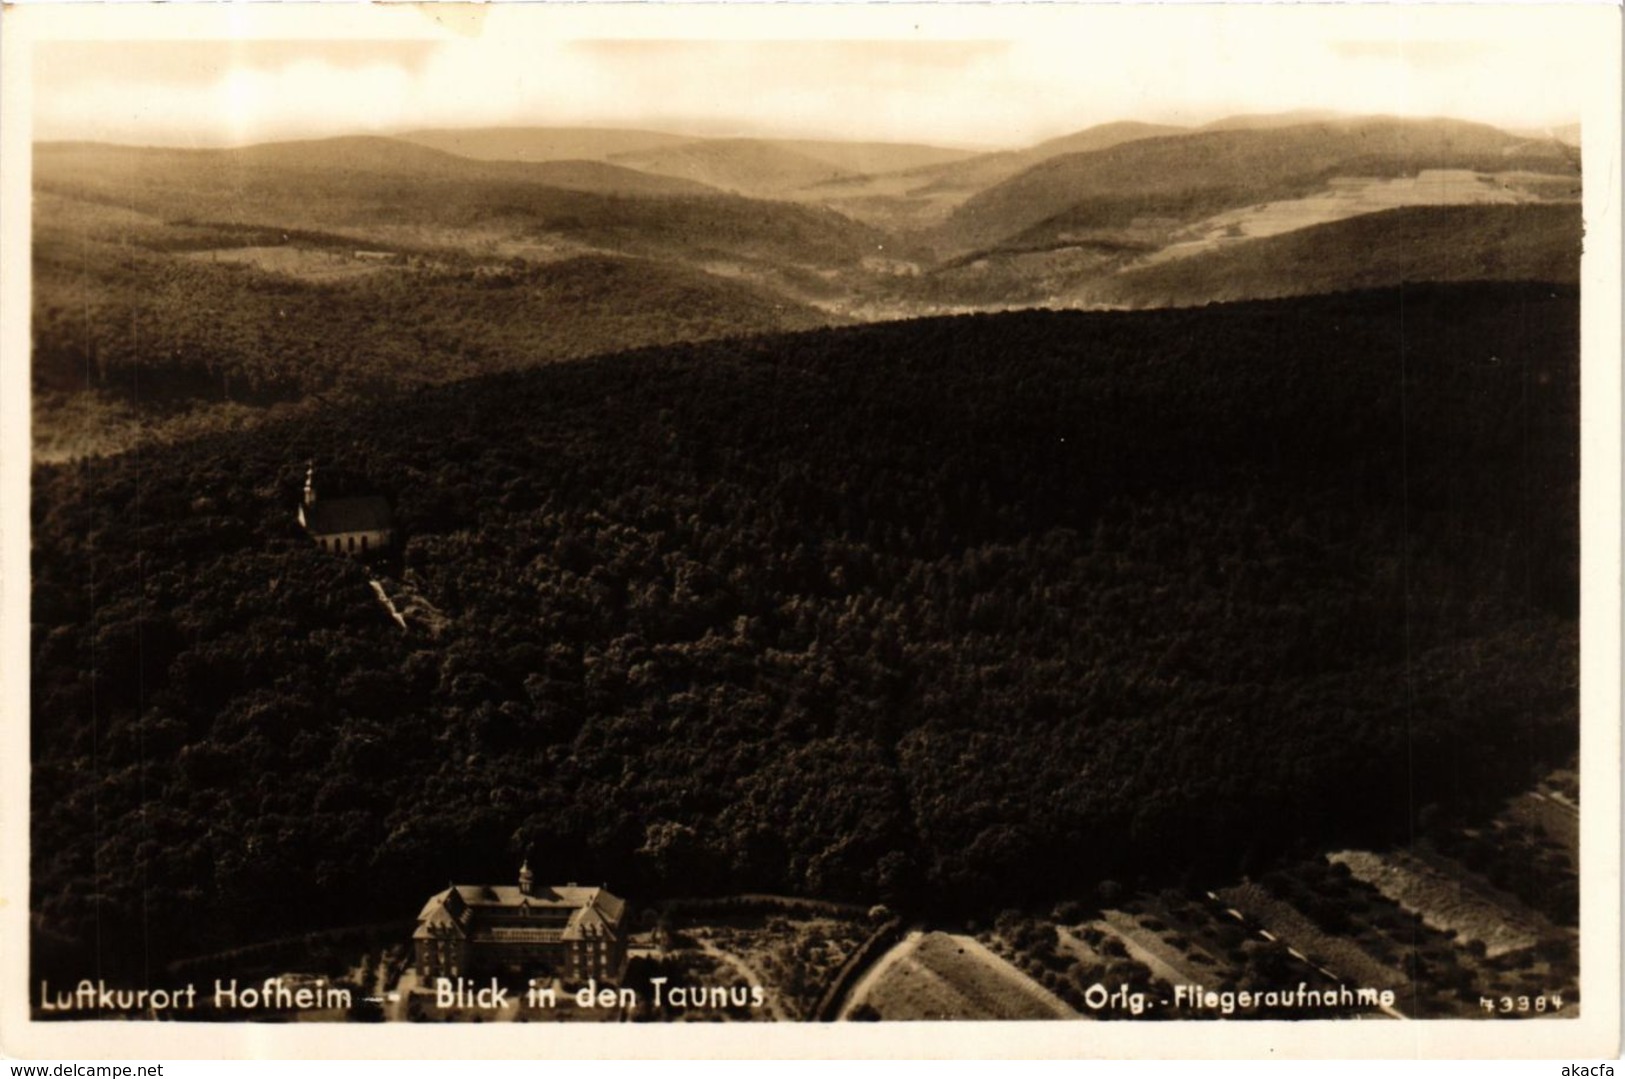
1134,170,1566,267
1091,203,1579,308
1215,882,1408,994
1330,850,1546,957
182,245,400,282
846,932,1074,1020
1095,909,1221,989
1507,793,1579,859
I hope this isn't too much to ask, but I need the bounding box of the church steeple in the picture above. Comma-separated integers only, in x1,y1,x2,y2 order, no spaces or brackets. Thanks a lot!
303,461,317,508
519,859,534,896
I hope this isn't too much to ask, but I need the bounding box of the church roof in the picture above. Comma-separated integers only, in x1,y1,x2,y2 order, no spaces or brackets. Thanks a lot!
303,495,393,536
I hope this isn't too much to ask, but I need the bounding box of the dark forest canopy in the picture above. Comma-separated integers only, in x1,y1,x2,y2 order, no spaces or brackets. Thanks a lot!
31,283,1578,978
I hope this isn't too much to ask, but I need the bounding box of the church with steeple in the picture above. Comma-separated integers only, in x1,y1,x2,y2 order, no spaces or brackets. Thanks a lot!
412,863,629,984
297,462,394,555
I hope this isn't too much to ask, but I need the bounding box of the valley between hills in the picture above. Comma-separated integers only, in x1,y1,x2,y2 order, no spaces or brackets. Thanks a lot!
34,113,1578,459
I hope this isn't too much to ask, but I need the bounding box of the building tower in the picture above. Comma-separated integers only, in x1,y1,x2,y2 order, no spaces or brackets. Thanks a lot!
519,859,533,897
303,461,318,508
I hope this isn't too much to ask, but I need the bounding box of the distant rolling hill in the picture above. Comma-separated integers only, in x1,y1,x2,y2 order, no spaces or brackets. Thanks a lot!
35,136,489,200
1092,203,1582,308
32,173,841,457
33,137,888,275
227,134,503,176
885,193,1579,312
1023,121,1190,160
33,224,834,413
1509,123,1581,149
399,126,978,179
396,126,695,163
944,117,1579,253
31,116,1589,389
797,121,1186,230
901,121,1193,204
1199,109,1349,131
599,137,980,197
37,135,715,197
605,138,869,196
478,159,720,197
766,138,980,176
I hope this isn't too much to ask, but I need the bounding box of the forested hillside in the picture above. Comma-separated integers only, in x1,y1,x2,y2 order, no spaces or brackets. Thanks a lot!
944,118,1577,252
34,140,887,271
396,126,697,165
31,283,1578,980
796,121,1189,232
33,229,829,407
1095,204,1583,307
32,122,1584,445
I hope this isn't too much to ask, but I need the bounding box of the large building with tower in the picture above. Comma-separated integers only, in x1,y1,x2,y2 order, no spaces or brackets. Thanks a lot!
412,864,629,984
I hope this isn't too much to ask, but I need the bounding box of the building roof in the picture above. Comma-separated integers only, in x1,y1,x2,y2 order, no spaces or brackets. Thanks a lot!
302,495,393,536
413,883,627,943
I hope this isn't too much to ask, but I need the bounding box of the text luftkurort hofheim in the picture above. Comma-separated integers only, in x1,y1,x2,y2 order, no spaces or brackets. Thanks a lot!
36,975,765,1015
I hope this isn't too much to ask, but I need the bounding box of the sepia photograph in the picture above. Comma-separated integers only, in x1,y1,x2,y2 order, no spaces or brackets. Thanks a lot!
1,1,1619,1062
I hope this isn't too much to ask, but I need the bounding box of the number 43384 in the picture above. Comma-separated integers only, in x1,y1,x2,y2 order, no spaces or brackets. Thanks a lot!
1480,994,1564,1013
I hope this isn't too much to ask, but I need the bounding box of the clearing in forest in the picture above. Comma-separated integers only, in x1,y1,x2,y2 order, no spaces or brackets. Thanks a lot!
184,245,397,282
1132,170,1568,267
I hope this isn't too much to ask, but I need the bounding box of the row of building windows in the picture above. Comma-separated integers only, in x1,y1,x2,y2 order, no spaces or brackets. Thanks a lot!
421,942,619,980
318,534,374,554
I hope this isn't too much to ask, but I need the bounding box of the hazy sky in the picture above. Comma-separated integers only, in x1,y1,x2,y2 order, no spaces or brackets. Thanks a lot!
28,5,1593,149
